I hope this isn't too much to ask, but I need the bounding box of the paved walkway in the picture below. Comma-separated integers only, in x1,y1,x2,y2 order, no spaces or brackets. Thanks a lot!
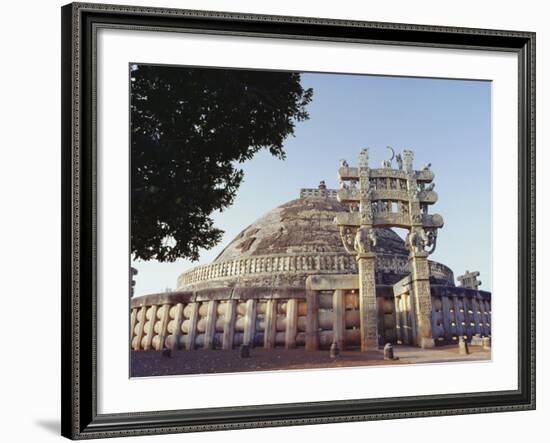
131,344,490,377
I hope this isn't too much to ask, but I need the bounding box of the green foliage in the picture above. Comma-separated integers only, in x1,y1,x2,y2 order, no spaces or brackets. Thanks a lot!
131,65,313,262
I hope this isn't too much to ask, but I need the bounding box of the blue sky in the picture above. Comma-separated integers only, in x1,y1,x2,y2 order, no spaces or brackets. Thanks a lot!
132,71,492,296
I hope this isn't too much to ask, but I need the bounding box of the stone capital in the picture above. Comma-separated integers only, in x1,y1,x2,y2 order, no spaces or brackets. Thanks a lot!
356,252,376,261
408,251,429,260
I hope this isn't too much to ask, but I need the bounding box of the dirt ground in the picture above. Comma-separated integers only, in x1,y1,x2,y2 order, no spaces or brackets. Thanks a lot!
130,344,491,377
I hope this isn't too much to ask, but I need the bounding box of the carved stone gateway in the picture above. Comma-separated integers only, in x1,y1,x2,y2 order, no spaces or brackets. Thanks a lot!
458,270,482,290
335,148,444,349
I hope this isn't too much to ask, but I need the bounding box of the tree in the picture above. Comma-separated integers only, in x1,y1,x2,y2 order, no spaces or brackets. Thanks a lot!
131,65,313,262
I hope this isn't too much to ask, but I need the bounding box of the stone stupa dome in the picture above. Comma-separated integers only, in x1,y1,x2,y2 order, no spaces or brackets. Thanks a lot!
214,196,409,261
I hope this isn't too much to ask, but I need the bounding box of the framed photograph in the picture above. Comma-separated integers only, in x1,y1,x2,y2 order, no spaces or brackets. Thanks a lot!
61,2,535,439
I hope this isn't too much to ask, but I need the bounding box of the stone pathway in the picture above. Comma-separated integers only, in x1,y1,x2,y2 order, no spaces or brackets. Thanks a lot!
131,344,490,377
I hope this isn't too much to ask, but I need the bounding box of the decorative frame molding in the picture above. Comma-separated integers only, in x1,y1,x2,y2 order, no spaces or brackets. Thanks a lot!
61,2,535,439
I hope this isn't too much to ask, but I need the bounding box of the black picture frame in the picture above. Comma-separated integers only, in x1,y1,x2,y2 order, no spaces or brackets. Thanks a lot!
61,2,536,439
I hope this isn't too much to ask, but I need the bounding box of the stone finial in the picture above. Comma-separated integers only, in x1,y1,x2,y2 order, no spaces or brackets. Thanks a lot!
457,270,482,290
402,149,414,172
358,148,369,168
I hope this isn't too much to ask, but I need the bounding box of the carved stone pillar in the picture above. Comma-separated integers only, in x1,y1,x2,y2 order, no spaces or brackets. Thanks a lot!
305,290,319,351
156,304,171,350
409,251,435,348
357,252,379,351
400,295,411,344
263,299,277,349
471,296,482,337
406,292,417,345
332,289,345,350
453,296,465,338
285,298,298,349
243,299,256,347
143,305,157,351
185,302,199,350
441,296,453,341
222,299,237,350
394,295,402,344
203,300,217,350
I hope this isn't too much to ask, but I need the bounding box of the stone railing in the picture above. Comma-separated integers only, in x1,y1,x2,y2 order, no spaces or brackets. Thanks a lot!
177,253,359,287
299,188,338,199
129,281,474,353
130,291,309,352
176,253,454,288
394,286,492,345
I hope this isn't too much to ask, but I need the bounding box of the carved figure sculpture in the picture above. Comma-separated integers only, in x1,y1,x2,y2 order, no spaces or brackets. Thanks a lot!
382,146,395,168
340,159,349,168
425,182,435,192
354,226,377,253
339,226,356,255
360,212,373,223
406,227,429,254
426,229,437,254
